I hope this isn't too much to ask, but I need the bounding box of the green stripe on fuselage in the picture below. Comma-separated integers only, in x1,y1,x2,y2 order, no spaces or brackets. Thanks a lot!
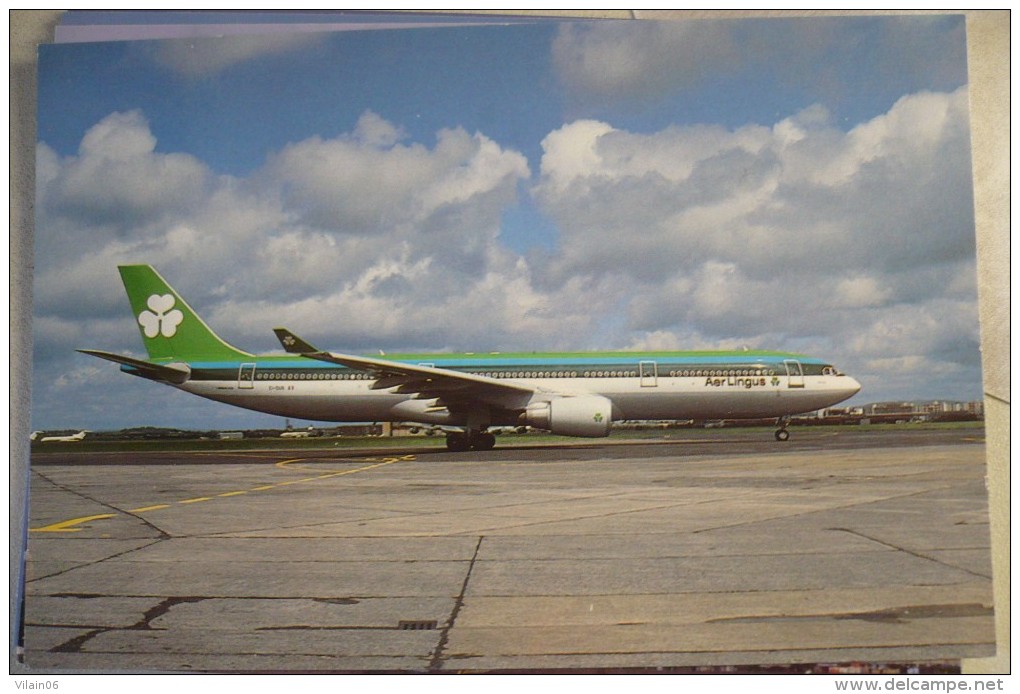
181,350,819,366
137,350,831,381
345,350,818,363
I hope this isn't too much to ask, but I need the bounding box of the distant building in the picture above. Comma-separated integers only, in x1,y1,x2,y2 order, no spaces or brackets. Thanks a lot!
799,401,984,426
820,406,865,417
869,402,916,415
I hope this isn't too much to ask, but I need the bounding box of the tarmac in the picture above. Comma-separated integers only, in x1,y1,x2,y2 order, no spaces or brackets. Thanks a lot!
21,428,995,672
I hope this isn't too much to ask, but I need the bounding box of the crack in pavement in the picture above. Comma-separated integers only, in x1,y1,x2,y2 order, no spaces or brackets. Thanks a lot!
429,535,483,672
831,527,993,580
48,596,206,653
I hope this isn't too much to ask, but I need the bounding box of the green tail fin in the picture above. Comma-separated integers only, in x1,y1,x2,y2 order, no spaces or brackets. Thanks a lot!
118,265,252,361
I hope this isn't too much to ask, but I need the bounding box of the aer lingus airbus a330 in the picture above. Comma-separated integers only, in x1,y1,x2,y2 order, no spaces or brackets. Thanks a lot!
81,265,861,451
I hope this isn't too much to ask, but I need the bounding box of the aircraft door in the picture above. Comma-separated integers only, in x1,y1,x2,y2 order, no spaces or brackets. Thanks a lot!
639,360,658,387
238,362,256,389
784,360,804,388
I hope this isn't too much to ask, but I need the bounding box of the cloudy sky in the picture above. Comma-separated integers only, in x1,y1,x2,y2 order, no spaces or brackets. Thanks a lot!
32,14,980,431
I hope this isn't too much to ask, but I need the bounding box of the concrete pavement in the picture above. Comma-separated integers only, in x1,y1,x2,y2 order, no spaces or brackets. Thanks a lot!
22,430,995,671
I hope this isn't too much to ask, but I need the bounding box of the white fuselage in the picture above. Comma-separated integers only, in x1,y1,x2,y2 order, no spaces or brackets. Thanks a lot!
177,370,861,425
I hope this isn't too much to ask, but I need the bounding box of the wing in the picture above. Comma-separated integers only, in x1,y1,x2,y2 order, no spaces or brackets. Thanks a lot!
312,350,537,408
274,328,538,410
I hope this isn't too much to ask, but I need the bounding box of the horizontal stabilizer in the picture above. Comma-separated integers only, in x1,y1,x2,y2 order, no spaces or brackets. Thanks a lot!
77,349,191,384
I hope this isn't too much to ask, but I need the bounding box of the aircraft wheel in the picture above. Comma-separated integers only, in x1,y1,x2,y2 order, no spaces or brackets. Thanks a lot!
446,433,471,452
775,429,790,442
471,432,496,450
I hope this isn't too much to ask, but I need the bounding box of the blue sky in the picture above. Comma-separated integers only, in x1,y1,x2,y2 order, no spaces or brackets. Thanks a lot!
40,24,565,174
38,17,967,174
32,14,979,430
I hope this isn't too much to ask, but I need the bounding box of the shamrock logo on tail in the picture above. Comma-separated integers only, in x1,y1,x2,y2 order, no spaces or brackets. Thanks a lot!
138,294,184,338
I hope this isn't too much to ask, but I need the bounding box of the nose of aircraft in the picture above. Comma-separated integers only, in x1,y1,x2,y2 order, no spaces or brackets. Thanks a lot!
843,376,862,398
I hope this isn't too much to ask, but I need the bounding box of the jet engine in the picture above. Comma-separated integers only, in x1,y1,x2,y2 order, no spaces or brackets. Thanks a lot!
524,395,613,437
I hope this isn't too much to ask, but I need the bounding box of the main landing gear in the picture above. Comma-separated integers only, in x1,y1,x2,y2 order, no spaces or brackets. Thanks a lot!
775,416,791,442
445,431,496,452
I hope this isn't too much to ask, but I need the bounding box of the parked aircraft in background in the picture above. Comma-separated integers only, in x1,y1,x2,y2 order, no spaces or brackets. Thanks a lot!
81,266,861,452
35,430,88,443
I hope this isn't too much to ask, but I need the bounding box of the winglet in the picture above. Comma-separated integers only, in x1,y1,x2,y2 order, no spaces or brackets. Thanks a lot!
273,328,320,354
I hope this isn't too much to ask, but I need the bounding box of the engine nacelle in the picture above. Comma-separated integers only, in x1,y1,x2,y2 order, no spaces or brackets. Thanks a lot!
524,395,613,437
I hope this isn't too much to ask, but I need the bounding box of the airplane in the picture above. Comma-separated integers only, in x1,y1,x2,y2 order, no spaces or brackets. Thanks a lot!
80,265,861,452
279,430,312,439
36,430,88,443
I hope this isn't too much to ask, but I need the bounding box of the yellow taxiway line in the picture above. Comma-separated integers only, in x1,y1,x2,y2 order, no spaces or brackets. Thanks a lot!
30,514,118,533
30,455,414,533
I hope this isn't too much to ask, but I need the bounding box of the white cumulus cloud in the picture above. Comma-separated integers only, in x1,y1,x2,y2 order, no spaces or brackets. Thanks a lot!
32,86,980,428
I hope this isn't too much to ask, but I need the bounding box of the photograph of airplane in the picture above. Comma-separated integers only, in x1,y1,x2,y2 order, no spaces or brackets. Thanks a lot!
16,11,1003,677
82,265,861,451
